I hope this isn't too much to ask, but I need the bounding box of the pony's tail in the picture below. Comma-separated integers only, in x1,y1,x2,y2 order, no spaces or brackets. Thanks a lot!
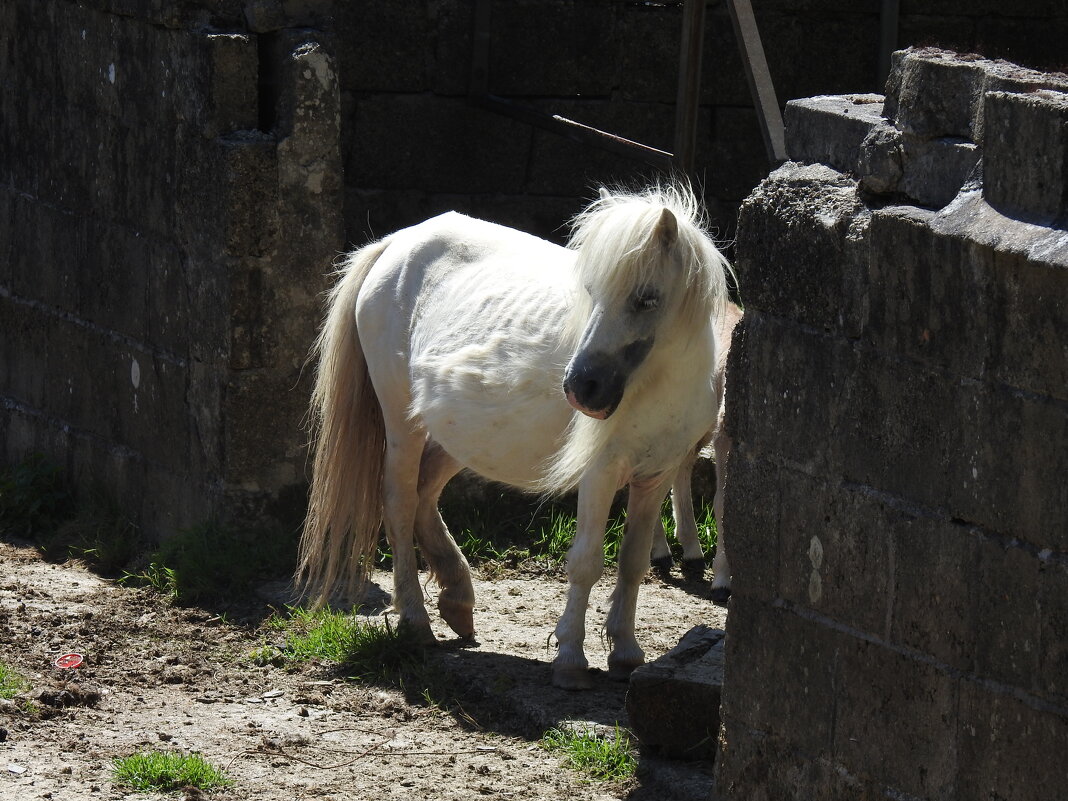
296,238,391,607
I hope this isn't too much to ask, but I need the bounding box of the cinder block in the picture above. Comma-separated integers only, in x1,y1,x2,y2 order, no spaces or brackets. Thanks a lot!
866,205,990,376
719,598,836,757
487,0,618,97
883,47,987,139
720,441,780,600
348,95,531,193
626,625,724,761
736,162,868,333
953,383,1068,552
834,636,959,800
837,350,961,513
1038,559,1068,706
777,469,893,635
958,680,1068,801
785,94,887,176
335,2,430,93
983,89,1068,224
889,516,978,673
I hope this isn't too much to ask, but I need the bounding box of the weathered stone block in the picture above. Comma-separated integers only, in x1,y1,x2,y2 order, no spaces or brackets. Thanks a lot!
973,537,1042,693
626,625,724,762
335,1,429,93
719,598,836,757
889,516,978,672
958,680,1068,801
784,93,887,176
719,441,780,601
984,89,1068,224
899,133,980,208
348,95,531,193
834,636,959,800
1038,558,1068,706
884,47,988,139
736,162,869,334
838,351,961,512
954,383,1068,552
777,470,893,635
487,0,618,97
866,205,990,375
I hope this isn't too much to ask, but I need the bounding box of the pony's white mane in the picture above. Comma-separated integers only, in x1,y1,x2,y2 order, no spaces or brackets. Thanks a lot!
537,182,732,495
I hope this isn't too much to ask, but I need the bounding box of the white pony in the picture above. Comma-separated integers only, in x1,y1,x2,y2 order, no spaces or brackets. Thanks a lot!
650,300,743,604
298,184,731,689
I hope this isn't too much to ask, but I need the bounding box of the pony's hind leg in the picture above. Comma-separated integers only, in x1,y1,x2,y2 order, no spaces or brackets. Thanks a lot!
650,513,673,575
552,470,619,690
414,441,476,640
606,472,673,680
382,428,436,643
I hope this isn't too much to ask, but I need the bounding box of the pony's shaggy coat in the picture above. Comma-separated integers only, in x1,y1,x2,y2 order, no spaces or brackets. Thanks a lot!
298,184,731,688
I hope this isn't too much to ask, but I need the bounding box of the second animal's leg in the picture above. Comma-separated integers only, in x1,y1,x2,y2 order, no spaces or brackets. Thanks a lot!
413,441,475,639
671,452,706,579
552,470,620,690
605,472,673,679
649,503,673,574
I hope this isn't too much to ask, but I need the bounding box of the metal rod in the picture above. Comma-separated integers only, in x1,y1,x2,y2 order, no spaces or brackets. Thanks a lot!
476,95,674,170
673,0,707,176
726,0,787,165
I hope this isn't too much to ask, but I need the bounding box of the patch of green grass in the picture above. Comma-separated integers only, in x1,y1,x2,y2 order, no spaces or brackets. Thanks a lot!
112,751,231,792
274,606,425,683
118,561,179,602
0,661,30,700
541,724,638,781
0,454,74,538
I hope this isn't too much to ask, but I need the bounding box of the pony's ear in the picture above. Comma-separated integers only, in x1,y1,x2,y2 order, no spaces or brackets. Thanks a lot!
654,207,678,249
598,187,611,201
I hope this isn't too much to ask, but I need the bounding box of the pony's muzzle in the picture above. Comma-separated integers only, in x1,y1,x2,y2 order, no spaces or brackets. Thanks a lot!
562,354,625,420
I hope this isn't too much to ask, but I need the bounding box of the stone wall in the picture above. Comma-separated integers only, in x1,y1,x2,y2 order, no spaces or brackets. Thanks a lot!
0,1,343,535
715,48,1068,799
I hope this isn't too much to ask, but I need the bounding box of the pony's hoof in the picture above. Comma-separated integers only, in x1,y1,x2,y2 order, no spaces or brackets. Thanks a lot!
552,665,595,691
710,586,731,606
651,555,674,576
399,619,437,645
438,598,475,640
607,660,642,682
681,558,706,580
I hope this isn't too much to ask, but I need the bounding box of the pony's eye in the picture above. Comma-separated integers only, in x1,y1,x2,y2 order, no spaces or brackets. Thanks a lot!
632,290,659,312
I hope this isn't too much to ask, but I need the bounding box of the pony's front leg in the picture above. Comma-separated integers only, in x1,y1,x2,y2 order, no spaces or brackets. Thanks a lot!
383,432,435,643
552,471,619,690
710,427,732,604
606,472,673,680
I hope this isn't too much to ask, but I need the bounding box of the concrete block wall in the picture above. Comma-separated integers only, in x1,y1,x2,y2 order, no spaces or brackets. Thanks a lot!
335,1,1067,248
715,48,1068,800
0,1,343,535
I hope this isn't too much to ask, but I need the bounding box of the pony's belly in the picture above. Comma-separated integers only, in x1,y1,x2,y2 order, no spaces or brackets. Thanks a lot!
423,398,571,489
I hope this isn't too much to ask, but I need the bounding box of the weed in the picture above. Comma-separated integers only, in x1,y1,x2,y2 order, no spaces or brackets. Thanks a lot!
0,454,73,538
0,661,29,700
541,724,638,781
276,607,425,683
118,562,179,603
112,751,231,792
52,488,141,575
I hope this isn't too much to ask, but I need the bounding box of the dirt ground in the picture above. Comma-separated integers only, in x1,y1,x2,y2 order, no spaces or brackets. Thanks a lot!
0,539,727,800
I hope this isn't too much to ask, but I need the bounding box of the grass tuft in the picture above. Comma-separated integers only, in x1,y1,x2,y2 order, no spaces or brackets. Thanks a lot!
111,751,231,792
541,724,638,781
273,607,425,683
0,661,30,700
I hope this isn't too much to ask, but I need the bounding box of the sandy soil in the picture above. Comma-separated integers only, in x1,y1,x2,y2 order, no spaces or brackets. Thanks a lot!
0,540,727,800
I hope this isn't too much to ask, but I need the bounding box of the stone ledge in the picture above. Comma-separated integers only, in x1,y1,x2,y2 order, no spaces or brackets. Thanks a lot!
626,625,725,762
